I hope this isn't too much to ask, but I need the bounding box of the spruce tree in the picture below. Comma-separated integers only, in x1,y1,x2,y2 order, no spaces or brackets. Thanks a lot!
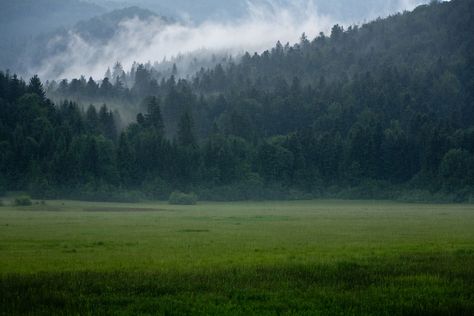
177,111,196,148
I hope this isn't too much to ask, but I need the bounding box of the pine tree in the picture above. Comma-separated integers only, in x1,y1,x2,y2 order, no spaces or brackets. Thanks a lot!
146,97,165,134
117,132,135,186
86,105,99,133
177,111,196,148
104,67,112,79
99,105,117,141
172,63,178,77
112,62,124,81
86,77,98,99
100,78,113,98
28,75,46,100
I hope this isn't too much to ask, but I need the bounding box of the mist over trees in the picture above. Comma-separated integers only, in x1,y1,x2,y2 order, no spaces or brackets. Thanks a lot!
1,0,430,79
1,0,473,202
0,0,106,71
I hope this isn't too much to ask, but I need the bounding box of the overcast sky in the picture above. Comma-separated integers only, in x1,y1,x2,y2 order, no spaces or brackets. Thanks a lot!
86,0,430,23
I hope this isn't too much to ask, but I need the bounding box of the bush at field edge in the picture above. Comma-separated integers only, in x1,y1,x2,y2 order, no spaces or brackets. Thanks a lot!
169,191,198,205
14,195,33,206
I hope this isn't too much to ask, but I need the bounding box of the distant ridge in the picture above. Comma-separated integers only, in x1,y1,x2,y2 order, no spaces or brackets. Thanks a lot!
0,0,107,70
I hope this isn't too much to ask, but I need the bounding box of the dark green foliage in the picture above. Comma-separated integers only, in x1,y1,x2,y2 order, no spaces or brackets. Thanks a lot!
145,96,165,134
1,252,473,315
439,149,474,189
169,191,198,205
13,195,32,206
177,111,197,148
27,75,46,100
1,1,474,201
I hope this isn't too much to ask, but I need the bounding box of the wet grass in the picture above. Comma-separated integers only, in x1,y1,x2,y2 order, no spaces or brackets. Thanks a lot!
1,200,473,315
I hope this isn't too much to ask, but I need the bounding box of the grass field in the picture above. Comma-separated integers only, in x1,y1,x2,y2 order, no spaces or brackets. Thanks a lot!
1,200,473,315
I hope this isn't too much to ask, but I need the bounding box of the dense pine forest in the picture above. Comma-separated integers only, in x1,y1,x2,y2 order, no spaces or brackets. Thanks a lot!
1,0,473,202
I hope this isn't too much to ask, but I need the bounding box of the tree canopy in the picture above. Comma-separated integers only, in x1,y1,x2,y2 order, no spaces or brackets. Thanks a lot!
1,0,473,202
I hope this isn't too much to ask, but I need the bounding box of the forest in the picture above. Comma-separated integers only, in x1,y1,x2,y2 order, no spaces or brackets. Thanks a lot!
1,0,473,202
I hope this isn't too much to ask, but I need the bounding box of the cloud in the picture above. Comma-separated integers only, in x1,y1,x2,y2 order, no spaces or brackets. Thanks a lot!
397,0,428,11
33,0,429,80
32,0,332,79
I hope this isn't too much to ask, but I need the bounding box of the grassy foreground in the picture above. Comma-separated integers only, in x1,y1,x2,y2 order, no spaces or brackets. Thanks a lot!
0,200,473,315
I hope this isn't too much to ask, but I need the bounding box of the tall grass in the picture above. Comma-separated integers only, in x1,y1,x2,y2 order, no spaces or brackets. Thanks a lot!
1,200,473,314
2,251,473,315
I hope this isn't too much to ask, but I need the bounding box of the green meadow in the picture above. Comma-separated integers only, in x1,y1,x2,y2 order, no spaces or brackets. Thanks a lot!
1,200,474,315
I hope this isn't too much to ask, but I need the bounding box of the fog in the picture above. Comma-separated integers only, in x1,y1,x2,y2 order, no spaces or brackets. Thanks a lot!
34,0,430,80
87,0,429,23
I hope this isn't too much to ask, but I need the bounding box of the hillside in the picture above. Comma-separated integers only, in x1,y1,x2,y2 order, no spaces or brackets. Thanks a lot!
1,0,474,202
0,0,106,70
22,6,171,80
195,0,474,92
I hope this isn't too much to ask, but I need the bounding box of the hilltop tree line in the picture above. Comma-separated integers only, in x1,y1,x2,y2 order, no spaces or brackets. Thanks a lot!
1,0,474,201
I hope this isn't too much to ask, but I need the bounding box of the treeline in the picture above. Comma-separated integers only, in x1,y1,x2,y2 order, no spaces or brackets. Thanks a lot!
1,0,474,202
1,70,473,202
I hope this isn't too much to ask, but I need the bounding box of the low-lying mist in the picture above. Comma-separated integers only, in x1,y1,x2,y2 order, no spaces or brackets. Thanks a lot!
33,0,428,81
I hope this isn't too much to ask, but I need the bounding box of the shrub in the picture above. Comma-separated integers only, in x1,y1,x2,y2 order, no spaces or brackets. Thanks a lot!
14,195,33,206
169,191,198,205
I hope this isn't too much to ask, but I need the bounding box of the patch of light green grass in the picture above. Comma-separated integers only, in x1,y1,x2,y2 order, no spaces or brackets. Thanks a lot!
0,200,473,274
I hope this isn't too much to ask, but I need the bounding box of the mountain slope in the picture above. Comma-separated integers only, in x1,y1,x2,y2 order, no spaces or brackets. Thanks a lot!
0,0,107,70
197,0,474,91
1,0,474,201
20,6,169,77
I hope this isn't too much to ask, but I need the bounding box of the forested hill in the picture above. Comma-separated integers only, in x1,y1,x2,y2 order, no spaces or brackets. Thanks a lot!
0,0,106,71
197,0,474,92
1,0,474,202
22,6,166,76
